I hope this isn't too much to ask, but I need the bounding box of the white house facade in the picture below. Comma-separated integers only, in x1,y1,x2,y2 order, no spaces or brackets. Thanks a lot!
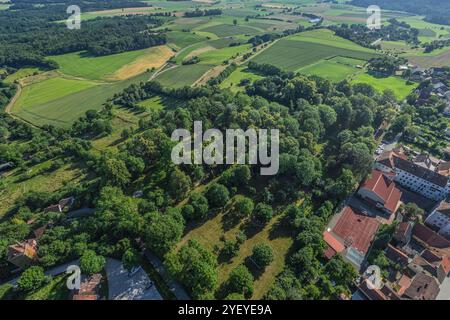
425,202,450,239
375,150,449,201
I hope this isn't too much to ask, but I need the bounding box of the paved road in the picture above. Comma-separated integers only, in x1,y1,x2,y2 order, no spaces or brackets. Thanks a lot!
144,250,190,300
106,258,162,300
4,259,79,286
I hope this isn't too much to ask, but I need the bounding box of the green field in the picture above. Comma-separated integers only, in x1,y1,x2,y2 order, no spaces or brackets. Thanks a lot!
197,44,252,65
137,96,166,111
298,56,365,82
11,72,150,127
200,24,263,37
15,76,97,109
4,68,41,84
351,73,417,100
155,64,213,88
397,16,450,42
49,47,171,81
220,67,263,92
166,31,209,50
251,29,379,71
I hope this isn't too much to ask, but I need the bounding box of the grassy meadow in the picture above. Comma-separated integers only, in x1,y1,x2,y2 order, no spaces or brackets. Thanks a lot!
351,73,417,100
49,46,173,81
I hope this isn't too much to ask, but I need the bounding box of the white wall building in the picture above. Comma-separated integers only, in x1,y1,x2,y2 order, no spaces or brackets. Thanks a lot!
425,202,450,239
375,149,449,201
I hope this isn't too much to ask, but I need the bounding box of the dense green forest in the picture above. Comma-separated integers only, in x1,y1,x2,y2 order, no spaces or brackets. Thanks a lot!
0,3,168,69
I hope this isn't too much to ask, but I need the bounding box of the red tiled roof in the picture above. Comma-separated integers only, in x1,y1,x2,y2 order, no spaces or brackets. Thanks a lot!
395,222,412,239
376,148,407,169
403,273,440,300
397,274,412,296
358,279,387,300
413,224,450,249
332,206,380,254
360,170,402,213
386,244,409,265
323,231,345,253
421,249,450,275
323,245,337,260
72,294,97,300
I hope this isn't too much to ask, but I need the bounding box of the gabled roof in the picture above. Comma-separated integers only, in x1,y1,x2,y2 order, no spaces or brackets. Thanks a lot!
421,249,450,275
360,170,402,213
403,273,440,300
358,279,387,300
393,156,448,188
386,244,410,266
376,148,407,169
413,223,450,249
323,231,345,253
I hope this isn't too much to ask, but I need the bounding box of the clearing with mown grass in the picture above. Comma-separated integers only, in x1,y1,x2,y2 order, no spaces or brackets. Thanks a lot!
49,46,173,81
251,29,379,72
220,67,263,92
10,72,150,127
351,73,417,100
179,199,294,300
14,76,97,109
155,64,214,88
200,24,263,37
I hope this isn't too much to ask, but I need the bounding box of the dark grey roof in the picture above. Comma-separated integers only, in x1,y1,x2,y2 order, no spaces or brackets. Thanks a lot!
393,157,448,188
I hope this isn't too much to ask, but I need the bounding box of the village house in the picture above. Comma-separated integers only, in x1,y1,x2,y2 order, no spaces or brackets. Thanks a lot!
357,169,402,216
45,196,75,213
72,274,102,300
375,148,449,201
402,273,440,300
393,221,414,246
323,206,379,270
7,239,38,269
425,201,450,239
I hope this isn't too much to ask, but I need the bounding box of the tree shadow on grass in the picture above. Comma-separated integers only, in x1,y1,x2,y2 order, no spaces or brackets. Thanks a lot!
244,256,265,281
240,220,265,240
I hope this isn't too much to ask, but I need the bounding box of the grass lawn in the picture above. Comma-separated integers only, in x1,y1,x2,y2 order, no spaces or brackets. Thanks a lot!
286,29,377,53
200,24,263,37
298,58,363,82
49,46,173,81
406,49,450,68
4,68,41,84
351,73,417,101
0,161,85,217
252,39,378,72
14,76,97,109
397,16,450,42
81,6,158,20
10,72,150,127
137,95,167,111
179,197,294,299
251,29,379,72
24,275,69,300
155,64,213,88
167,31,209,50
220,67,263,92
198,44,252,65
